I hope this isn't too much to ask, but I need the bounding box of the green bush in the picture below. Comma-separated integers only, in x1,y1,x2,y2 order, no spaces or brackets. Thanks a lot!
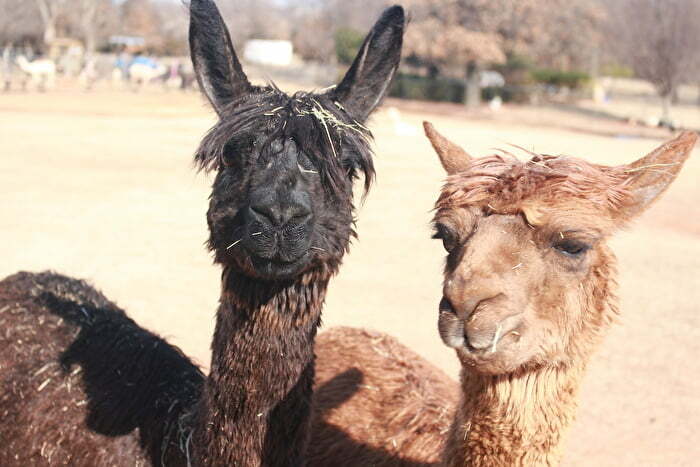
335,28,365,65
600,63,634,78
389,73,464,103
390,73,532,104
492,54,535,86
530,69,590,89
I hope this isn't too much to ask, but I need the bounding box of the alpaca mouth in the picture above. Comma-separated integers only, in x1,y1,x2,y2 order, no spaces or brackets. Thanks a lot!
249,250,311,279
438,298,522,356
463,313,523,354
222,228,317,279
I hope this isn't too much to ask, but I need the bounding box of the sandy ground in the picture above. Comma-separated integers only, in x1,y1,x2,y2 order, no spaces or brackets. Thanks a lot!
1,88,699,466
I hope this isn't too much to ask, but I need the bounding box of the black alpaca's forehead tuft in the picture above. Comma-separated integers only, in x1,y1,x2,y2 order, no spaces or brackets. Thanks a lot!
194,89,376,196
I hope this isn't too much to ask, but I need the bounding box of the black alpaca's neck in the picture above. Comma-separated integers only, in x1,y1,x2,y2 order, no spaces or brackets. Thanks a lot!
192,268,328,466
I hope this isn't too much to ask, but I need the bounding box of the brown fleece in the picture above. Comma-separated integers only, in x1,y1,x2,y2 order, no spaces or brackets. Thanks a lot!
307,128,696,466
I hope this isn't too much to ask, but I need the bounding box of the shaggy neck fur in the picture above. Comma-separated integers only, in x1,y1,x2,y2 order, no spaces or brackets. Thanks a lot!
192,267,329,466
444,364,583,466
444,248,619,466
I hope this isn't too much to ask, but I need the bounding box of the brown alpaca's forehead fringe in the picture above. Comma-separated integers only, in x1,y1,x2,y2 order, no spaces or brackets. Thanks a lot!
435,151,633,223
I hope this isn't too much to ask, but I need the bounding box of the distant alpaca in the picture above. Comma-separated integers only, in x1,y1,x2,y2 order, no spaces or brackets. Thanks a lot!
78,56,120,91
112,61,168,91
307,124,696,466
16,55,56,91
0,1,404,466
128,62,167,89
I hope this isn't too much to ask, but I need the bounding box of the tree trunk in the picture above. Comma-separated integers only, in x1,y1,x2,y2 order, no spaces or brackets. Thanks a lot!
80,0,99,59
671,86,680,105
464,61,480,108
661,92,672,122
84,30,96,58
427,63,439,80
43,19,56,45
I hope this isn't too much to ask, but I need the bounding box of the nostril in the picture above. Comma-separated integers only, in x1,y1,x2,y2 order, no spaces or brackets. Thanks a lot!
439,297,455,315
438,297,466,349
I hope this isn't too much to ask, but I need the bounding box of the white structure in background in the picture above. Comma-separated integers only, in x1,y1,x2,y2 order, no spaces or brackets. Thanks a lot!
243,40,293,66
479,70,505,88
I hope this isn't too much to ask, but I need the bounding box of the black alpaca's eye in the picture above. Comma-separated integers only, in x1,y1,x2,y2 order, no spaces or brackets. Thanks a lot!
554,239,590,257
433,224,457,253
222,141,239,168
341,150,361,178
222,136,255,168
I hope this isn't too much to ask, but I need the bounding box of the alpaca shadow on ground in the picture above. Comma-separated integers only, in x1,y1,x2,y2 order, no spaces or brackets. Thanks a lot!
43,291,426,466
42,292,204,461
309,368,432,467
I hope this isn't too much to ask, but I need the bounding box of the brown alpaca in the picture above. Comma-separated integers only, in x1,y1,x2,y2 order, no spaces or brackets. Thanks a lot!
307,124,696,466
0,1,404,465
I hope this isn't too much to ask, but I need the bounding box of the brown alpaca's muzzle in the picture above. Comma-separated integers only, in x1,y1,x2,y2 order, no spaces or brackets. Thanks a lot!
438,295,527,374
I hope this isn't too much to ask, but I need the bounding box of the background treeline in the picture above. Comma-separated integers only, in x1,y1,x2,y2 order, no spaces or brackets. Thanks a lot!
2,0,699,108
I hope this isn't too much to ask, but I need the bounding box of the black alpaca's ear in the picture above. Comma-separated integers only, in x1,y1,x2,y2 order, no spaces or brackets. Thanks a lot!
189,0,252,115
331,5,405,122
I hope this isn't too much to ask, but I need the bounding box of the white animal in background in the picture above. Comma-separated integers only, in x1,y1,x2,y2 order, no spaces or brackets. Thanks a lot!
128,62,167,86
112,59,168,90
15,55,56,91
78,56,118,91
489,95,503,111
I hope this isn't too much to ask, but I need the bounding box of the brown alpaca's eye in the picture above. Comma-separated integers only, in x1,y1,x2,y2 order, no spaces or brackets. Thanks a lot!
554,239,590,257
433,224,457,252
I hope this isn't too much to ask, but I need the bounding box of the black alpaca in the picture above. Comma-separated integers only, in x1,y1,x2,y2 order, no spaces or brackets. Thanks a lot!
0,1,405,465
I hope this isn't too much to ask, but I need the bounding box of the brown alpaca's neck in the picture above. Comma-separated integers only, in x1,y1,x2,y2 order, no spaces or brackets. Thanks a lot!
192,268,328,467
443,364,584,467
444,252,618,466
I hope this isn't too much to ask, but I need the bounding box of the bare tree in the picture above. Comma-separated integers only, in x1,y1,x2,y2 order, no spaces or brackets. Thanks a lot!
0,0,41,44
608,0,700,120
217,0,388,62
530,1,605,71
403,0,506,107
219,0,293,45
398,0,608,106
117,0,167,52
443,0,606,71
149,1,188,55
75,0,112,57
34,0,67,44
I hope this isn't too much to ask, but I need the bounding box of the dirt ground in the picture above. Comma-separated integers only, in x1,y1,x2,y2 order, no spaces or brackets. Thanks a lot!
1,87,699,466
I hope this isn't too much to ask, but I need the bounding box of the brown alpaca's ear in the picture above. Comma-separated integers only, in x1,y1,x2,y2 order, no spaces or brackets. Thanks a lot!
423,121,472,175
618,131,697,218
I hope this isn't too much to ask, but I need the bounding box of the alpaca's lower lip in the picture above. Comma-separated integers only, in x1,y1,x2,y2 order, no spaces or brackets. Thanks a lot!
250,251,311,279
253,250,308,265
463,313,523,353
